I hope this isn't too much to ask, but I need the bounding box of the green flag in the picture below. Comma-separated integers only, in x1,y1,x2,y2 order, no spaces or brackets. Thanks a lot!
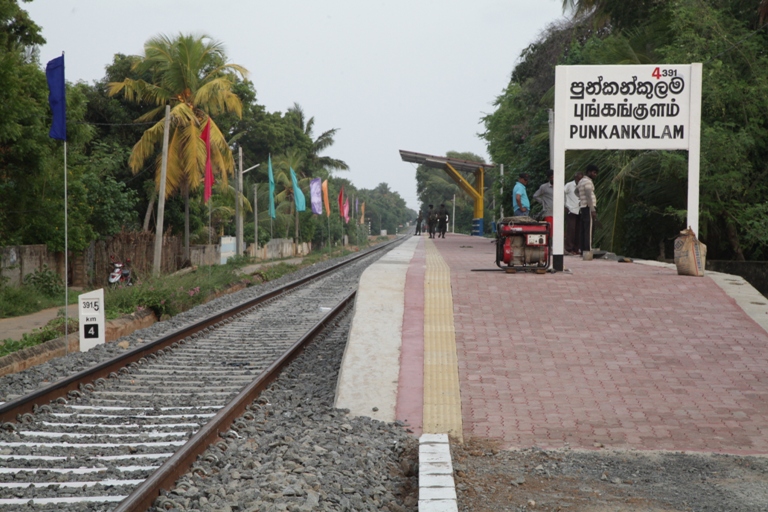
291,168,306,212
268,155,276,219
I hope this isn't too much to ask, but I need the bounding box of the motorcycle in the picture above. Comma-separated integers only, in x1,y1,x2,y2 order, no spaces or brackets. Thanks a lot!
108,256,132,287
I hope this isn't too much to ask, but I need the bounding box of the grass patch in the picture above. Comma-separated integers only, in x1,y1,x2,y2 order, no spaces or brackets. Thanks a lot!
0,285,74,318
301,246,359,266
104,257,305,319
0,315,77,358
106,261,247,318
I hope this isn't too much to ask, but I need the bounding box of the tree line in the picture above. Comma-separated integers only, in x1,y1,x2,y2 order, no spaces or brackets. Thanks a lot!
0,0,412,259
482,0,768,260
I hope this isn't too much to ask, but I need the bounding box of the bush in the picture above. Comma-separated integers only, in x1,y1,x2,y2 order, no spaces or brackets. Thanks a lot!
105,260,252,319
22,265,64,297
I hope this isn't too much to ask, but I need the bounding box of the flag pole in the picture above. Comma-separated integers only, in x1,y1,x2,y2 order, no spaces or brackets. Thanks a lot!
45,51,69,352
60,51,69,355
64,138,68,355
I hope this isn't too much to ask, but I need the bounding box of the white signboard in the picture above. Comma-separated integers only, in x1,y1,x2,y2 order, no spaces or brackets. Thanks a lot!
79,288,105,351
561,65,694,150
552,63,702,271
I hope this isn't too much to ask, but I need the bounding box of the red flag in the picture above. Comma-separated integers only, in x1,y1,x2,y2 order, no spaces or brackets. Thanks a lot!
200,119,214,203
337,186,344,218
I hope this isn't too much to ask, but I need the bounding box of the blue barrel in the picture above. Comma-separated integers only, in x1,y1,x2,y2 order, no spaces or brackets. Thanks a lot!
471,218,484,236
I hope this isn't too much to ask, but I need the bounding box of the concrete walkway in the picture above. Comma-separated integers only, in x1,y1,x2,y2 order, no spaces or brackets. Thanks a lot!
334,238,418,421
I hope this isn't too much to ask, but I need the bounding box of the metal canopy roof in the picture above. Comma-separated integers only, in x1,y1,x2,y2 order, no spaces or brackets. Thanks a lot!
399,150,494,174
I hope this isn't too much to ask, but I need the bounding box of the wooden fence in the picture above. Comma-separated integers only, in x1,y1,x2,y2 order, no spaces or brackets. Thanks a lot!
85,231,183,287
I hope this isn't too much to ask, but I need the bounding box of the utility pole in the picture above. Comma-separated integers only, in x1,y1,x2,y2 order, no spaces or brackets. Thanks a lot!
153,104,170,276
236,146,244,256
452,193,456,233
240,162,260,256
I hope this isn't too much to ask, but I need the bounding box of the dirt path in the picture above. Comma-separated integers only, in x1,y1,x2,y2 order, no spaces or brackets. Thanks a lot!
0,303,78,342
453,437,768,511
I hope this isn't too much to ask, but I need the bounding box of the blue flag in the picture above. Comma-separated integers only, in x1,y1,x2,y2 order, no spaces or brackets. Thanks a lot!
268,155,276,219
290,168,306,212
45,55,66,140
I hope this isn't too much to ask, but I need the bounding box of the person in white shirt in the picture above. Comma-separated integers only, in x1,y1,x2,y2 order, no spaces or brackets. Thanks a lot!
564,172,583,255
577,165,599,258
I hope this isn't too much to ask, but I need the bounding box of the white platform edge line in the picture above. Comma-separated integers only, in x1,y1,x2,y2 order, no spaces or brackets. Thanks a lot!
418,433,458,511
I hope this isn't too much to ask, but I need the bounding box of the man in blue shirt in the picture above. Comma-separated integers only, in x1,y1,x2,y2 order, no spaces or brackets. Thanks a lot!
513,173,530,216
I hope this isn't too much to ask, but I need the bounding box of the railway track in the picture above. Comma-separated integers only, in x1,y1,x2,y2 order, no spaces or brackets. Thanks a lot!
0,239,402,510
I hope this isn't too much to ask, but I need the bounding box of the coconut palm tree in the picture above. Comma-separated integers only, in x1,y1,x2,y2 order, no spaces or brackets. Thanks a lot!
272,149,311,241
286,103,349,175
108,33,248,259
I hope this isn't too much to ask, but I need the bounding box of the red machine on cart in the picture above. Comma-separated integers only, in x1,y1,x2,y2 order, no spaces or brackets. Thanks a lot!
495,217,551,272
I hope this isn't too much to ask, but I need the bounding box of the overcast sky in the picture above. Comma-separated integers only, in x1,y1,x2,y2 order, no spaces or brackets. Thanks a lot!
26,0,566,210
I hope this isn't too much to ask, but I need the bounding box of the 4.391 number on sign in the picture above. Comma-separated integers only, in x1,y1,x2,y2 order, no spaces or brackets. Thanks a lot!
652,67,678,79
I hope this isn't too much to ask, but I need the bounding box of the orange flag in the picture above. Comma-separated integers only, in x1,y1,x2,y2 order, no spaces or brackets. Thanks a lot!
360,202,365,224
322,180,330,217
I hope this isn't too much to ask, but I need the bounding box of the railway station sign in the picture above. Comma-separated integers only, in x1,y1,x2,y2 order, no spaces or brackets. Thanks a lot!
560,65,697,150
551,63,702,271
79,288,105,351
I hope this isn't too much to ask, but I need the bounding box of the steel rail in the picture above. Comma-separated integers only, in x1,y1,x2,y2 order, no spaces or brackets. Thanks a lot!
112,289,356,512
0,238,400,424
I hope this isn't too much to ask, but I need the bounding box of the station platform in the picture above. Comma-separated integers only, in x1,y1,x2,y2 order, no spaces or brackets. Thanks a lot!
336,233,768,455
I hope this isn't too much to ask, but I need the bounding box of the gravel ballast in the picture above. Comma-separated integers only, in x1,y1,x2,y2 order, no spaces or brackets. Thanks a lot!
151,308,419,512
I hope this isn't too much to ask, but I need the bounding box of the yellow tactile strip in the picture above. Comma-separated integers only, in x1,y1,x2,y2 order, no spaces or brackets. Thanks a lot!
422,239,463,441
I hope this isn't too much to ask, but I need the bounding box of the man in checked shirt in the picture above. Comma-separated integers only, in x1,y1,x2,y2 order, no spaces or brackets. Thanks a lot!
578,164,599,260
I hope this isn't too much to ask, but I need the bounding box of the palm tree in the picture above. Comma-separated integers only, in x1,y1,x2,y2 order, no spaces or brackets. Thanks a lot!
286,103,349,174
272,149,310,241
108,33,248,259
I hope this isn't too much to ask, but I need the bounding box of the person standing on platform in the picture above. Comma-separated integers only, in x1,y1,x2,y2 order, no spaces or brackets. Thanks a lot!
578,165,598,259
427,204,436,238
533,170,554,225
564,172,583,255
437,204,448,238
415,210,423,235
513,173,530,216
